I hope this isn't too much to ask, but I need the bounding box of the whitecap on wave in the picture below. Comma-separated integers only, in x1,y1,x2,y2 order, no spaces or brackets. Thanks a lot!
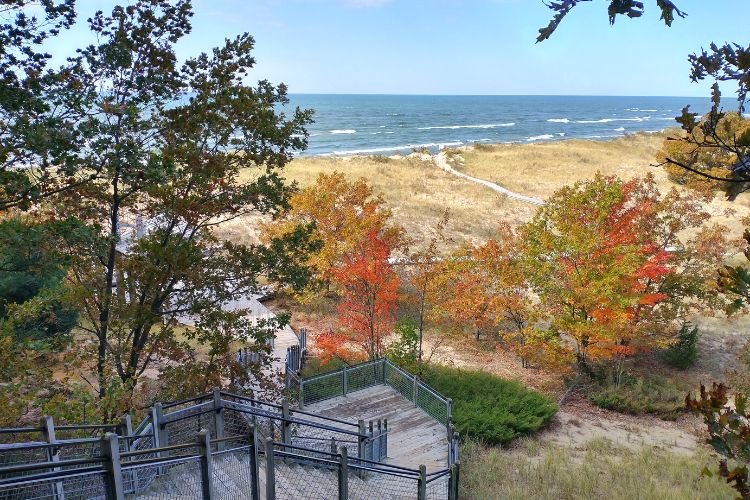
547,118,570,123
526,134,555,142
331,141,463,155
330,129,356,134
417,123,515,130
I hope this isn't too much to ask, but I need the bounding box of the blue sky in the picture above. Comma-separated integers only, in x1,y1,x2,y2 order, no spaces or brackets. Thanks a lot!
50,0,748,96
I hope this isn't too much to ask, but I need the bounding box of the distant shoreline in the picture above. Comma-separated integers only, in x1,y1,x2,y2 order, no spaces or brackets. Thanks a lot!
297,128,672,159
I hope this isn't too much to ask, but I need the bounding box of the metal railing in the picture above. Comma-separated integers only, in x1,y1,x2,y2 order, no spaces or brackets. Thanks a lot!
0,426,459,499
298,358,452,424
0,353,461,498
0,385,411,499
297,357,461,471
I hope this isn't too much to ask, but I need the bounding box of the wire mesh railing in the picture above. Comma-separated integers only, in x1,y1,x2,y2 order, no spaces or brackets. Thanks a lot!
0,467,108,500
299,358,453,427
0,367,459,499
0,426,458,500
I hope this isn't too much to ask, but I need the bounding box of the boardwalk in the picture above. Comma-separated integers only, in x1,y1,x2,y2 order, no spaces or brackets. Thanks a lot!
434,151,546,205
181,293,299,374
306,385,449,471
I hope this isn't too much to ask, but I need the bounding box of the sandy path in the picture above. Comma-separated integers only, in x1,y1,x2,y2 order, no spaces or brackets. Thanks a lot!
433,151,546,206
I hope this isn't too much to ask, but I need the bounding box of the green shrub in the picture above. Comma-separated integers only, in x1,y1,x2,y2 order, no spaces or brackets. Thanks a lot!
662,323,700,369
588,375,686,420
301,356,347,377
415,364,557,444
386,318,420,363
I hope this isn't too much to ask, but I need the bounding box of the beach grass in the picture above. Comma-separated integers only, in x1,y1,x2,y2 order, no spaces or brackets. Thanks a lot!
461,436,736,500
225,133,750,249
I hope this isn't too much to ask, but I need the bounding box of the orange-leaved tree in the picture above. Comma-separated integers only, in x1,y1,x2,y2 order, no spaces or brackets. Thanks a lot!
263,171,400,296
404,209,451,360
522,173,727,374
329,229,401,361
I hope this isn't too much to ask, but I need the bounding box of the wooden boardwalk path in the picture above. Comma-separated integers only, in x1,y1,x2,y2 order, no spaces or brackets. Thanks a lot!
306,385,449,471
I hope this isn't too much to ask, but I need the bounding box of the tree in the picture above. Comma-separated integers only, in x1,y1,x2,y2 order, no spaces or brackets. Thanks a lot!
536,1,686,43
687,383,750,499
263,171,400,295
522,174,726,373
404,209,450,360
0,215,84,343
431,224,530,344
330,229,400,360
537,2,750,199
30,0,315,405
0,1,112,211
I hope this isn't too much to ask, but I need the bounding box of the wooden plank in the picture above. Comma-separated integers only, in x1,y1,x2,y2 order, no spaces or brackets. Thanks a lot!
306,386,448,471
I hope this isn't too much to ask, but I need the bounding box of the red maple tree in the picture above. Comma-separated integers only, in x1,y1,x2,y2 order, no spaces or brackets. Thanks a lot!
325,229,400,361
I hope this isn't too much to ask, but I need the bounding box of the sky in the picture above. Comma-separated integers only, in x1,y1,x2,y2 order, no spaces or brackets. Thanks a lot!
47,0,748,97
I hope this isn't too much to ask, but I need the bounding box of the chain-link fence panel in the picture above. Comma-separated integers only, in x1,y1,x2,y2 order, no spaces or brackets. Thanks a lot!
212,447,254,500
0,468,107,500
346,361,384,393
122,455,203,498
347,466,418,500
415,383,449,425
425,472,450,500
163,403,216,446
273,454,339,500
301,372,343,406
0,444,48,476
384,362,415,403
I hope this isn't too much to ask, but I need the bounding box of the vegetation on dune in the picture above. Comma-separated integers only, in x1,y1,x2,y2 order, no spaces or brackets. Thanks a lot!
461,437,737,500
413,363,557,444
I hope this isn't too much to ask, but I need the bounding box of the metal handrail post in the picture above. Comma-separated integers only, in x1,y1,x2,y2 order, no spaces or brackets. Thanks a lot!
212,388,225,451
101,432,125,500
41,416,65,500
338,447,349,500
265,437,276,500
197,429,213,500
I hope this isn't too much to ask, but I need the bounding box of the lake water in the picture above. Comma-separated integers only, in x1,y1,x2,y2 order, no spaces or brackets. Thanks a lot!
285,94,710,156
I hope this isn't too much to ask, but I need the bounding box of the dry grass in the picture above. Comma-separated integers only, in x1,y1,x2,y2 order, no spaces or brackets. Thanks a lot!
233,154,536,250
452,132,750,240
223,134,750,249
461,436,736,500
454,132,668,199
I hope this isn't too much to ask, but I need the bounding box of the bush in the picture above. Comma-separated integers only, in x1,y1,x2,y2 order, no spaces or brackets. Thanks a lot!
662,323,700,369
386,318,419,363
588,375,686,420
415,364,557,444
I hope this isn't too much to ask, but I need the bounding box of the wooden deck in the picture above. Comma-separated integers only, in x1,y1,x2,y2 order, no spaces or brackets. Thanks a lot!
306,385,449,471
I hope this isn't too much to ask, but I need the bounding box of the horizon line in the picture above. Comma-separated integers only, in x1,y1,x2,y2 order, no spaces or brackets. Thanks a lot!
286,93,709,99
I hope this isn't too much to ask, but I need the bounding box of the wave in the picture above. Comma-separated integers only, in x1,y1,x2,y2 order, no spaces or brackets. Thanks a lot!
613,127,625,132
331,141,464,155
547,118,570,123
576,117,650,123
330,129,356,134
626,108,657,112
417,122,515,130
526,134,555,142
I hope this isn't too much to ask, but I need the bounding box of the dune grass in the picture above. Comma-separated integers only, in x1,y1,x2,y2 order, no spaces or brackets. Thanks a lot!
232,154,536,250
452,132,750,239
227,134,750,249
461,437,736,500
453,133,669,200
